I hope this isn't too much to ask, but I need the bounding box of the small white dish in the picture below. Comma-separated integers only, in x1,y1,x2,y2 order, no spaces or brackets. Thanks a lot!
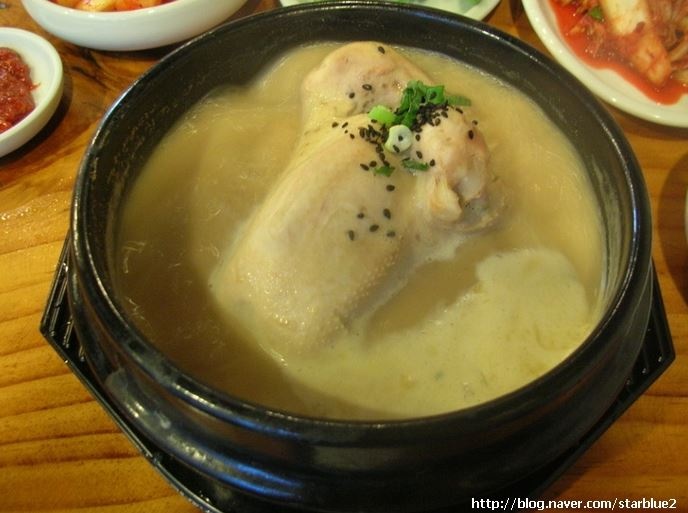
524,1,688,128
279,0,501,20
0,28,63,158
20,0,247,52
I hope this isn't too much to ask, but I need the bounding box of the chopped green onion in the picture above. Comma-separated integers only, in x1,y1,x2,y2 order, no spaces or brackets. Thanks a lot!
447,94,472,107
424,84,446,104
369,105,396,127
362,80,474,180
384,124,413,153
368,80,472,130
402,159,430,172
373,165,395,177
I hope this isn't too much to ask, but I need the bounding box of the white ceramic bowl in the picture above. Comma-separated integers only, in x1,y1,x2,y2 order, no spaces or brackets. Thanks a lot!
20,0,247,51
524,1,688,128
0,28,63,158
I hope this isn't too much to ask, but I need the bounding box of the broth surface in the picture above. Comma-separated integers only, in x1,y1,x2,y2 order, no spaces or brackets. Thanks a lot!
115,44,604,419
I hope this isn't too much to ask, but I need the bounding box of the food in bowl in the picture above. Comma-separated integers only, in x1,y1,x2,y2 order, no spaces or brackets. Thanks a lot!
550,0,688,102
114,41,605,420
0,47,35,134
51,0,172,11
67,5,653,510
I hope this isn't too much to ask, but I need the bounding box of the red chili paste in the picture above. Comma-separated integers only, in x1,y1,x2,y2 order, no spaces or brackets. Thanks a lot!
549,0,688,105
0,47,36,134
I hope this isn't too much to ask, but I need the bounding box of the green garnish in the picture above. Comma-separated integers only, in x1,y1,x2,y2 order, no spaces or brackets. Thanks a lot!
369,80,472,130
402,159,430,172
588,5,604,22
369,105,396,127
446,94,472,107
373,165,395,177
363,80,472,177
384,124,413,153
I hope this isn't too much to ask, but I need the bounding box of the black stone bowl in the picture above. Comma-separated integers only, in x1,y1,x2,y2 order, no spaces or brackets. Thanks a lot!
66,2,653,512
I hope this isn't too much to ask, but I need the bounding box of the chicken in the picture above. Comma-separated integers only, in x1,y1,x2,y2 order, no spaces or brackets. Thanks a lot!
209,43,499,358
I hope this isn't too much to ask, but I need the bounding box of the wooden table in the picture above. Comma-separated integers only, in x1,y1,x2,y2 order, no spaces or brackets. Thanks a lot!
1,1,686,511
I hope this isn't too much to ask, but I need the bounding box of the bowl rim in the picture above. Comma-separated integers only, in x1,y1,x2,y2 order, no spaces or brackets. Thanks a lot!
70,0,653,438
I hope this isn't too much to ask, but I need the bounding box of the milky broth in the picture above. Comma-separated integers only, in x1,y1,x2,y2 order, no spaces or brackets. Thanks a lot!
115,43,604,419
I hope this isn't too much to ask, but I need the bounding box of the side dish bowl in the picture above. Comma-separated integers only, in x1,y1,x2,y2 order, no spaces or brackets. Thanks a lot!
524,0,688,128
20,0,247,51
0,28,63,157
64,2,653,512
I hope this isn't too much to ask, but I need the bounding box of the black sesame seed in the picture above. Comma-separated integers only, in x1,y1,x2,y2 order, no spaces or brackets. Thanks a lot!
332,121,339,128
357,212,365,219
348,230,356,241
377,45,385,54
360,163,370,171
386,184,396,191
362,83,373,91
386,230,396,238
416,150,423,159
468,129,475,139
415,134,421,141
392,145,400,153
429,159,436,166
342,121,349,128
370,224,379,232
472,119,478,125
369,160,377,167
348,92,355,99
349,133,355,139
441,110,448,118
383,208,391,219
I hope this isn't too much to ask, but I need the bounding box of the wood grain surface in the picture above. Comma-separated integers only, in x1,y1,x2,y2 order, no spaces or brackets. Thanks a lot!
1,0,687,511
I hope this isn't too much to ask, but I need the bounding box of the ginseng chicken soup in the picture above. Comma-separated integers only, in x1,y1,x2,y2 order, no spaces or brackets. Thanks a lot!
114,42,605,420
